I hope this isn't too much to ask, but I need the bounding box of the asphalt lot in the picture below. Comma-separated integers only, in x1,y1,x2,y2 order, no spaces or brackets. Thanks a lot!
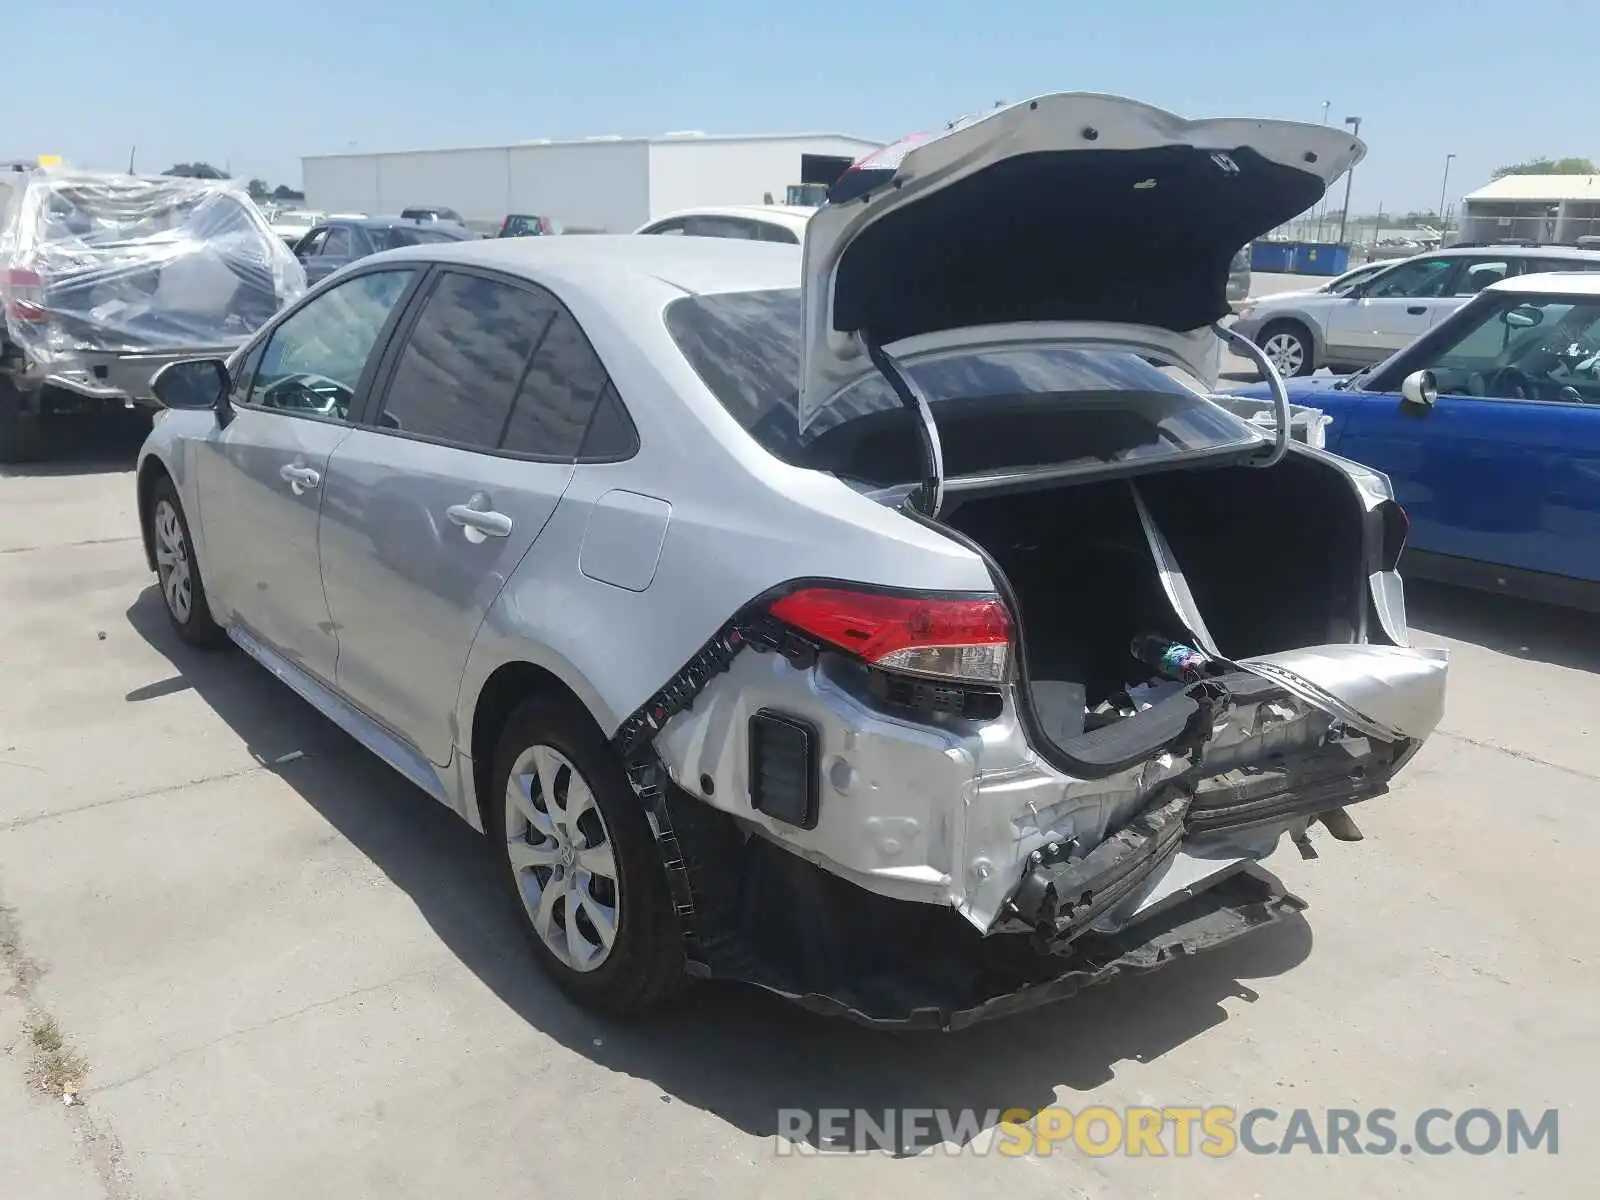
2,411,1596,1199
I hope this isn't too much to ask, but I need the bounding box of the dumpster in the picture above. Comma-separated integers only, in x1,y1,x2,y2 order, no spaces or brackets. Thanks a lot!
1251,241,1296,273
1294,241,1351,276
1251,240,1353,276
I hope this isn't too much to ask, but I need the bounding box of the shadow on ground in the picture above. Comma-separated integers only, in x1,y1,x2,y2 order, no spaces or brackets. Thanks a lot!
123,586,1311,1153
0,412,150,479
1406,578,1600,675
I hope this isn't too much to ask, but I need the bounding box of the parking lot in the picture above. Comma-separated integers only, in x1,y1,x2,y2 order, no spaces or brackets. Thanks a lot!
2,411,1596,1200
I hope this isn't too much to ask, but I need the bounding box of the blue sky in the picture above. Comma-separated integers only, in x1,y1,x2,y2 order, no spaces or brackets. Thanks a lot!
12,0,1593,216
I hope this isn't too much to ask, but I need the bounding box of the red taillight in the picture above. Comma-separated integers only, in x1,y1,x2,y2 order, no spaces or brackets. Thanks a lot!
3,268,46,321
768,587,1012,684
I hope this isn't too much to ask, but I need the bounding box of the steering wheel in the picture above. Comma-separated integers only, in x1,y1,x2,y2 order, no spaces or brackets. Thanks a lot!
1485,365,1534,400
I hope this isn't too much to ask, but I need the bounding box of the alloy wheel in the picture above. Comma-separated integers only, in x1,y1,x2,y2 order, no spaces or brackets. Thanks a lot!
153,499,193,623
1262,331,1306,376
504,744,621,973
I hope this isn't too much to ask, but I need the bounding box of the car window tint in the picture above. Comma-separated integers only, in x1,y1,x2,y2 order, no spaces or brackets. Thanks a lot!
382,225,457,249
641,219,686,236
757,222,801,244
248,270,413,419
501,307,612,457
665,288,1257,485
377,271,553,449
321,227,353,256
1453,260,1510,295
1366,257,1456,299
577,381,640,459
298,228,328,255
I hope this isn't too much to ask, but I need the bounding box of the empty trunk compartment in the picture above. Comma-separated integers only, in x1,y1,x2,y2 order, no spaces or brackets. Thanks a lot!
940,451,1369,762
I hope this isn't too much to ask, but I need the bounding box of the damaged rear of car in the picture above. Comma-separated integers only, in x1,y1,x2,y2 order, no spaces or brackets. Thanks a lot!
0,168,304,460
603,94,1447,1028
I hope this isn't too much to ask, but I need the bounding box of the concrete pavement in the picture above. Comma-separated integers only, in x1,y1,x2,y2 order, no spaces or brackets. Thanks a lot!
1,425,1595,1199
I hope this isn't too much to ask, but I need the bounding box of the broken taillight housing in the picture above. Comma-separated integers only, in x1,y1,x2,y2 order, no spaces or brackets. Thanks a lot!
768,587,1012,684
2,268,46,322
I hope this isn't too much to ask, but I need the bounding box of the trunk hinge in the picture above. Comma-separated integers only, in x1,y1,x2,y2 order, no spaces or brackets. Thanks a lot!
859,332,945,518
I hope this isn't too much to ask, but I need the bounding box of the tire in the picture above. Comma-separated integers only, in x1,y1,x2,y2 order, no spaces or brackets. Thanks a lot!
489,694,687,1013
1257,321,1316,378
0,377,45,464
147,474,227,648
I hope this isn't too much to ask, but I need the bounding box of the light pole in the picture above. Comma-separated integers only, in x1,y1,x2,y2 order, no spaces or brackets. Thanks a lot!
1437,152,1455,234
1336,116,1362,245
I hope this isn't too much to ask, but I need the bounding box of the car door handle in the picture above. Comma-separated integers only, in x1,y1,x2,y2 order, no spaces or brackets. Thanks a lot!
279,463,321,494
447,500,513,542
1407,305,1427,315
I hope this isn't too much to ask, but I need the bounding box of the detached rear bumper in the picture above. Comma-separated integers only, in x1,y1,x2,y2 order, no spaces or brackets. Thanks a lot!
44,347,237,408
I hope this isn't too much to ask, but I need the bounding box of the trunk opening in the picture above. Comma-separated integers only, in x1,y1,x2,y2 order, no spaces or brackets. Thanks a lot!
939,451,1368,764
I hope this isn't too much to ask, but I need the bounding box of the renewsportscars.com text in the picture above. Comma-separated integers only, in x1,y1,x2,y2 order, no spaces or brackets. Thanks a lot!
774,1105,1560,1157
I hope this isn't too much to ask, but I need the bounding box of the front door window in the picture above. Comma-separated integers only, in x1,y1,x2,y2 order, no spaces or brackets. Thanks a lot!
1414,294,1600,402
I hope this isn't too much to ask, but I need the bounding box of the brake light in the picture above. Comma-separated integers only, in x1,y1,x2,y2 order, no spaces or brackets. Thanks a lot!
768,587,1012,684
2,268,46,321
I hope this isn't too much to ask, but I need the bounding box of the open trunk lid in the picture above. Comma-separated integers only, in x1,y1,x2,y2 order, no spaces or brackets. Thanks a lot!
797,92,1364,429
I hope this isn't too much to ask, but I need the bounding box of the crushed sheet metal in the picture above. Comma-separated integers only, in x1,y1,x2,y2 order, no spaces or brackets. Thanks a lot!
1238,643,1449,741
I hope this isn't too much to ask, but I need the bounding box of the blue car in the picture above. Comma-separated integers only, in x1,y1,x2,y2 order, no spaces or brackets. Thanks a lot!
1229,271,1600,611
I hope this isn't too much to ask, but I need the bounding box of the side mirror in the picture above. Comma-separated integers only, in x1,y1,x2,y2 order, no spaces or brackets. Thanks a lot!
1399,369,1438,416
150,358,229,411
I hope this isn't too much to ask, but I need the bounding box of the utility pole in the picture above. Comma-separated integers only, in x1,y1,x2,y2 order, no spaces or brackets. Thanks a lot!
127,146,136,173
1336,116,1362,245
1437,152,1455,235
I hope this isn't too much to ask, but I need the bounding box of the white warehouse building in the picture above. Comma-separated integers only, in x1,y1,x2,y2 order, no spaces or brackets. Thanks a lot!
300,132,883,234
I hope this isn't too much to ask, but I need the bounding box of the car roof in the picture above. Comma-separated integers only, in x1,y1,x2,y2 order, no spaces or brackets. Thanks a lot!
364,233,801,299
1436,244,1600,260
1486,271,1600,297
648,204,815,230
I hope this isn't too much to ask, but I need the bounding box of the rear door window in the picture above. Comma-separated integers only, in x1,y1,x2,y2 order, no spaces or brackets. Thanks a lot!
373,271,553,450
500,307,616,457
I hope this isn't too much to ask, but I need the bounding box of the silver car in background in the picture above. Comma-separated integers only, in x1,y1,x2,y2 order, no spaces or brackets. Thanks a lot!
134,94,1447,1029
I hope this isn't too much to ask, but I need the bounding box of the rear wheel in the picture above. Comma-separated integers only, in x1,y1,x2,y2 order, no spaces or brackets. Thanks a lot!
1258,321,1315,378
148,475,227,648
489,695,687,1012
0,378,45,464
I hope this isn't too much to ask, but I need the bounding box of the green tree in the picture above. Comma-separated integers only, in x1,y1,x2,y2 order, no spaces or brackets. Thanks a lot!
270,184,306,201
161,162,230,180
245,178,270,201
1493,156,1597,179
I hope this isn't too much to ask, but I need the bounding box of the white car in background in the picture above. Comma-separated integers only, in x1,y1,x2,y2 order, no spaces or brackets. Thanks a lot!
268,209,325,247
635,204,813,244
1234,244,1600,376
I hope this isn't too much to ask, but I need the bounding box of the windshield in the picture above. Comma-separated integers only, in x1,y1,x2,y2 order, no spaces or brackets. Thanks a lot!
666,288,1262,486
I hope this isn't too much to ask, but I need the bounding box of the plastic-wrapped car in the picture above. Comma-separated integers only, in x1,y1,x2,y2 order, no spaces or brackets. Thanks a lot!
0,168,305,461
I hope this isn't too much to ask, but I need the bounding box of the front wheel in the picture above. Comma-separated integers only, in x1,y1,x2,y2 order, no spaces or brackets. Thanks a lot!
147,475,227,647
1258,322,1316,378
490,695,687,1012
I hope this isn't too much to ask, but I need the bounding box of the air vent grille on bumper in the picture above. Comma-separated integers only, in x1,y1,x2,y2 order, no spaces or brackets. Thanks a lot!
748,710,820,829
